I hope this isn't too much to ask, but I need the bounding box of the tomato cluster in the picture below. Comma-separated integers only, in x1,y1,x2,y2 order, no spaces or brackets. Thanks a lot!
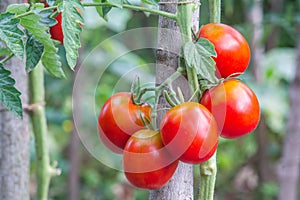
197,23,260,139
98,95,218,189
97,23,260,190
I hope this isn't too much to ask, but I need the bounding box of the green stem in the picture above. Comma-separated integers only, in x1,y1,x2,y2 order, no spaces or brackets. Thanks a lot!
15,2,177,21
136,67,184,102
163,90,177,107
168,84,181,105
157,67,184,91
14,6,57,19
198,0,221,200
136,88,156,102
83,2,177,20
29,62,59,200
199,152,217,200
151,67,184,129
177,2,200,101
208,0,221,23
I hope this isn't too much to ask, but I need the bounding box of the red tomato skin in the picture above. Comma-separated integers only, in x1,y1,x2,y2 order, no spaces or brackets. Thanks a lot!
160,102,219,164
200,79,260,138
50,13,64,44
123,130,178,190
98,92,152,154
198,23,251,78
48,1,82,44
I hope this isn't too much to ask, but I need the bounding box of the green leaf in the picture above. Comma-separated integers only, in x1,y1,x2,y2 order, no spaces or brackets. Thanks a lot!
25,32,44,72
8,4,64,77
62,0,84,69
94,0,112,21
0,44,11,57
0,13,24,59
20,10,64,77
38,10,57,27
183,38,218,83
0,63,22,118
32,3,45,9
6,3,29,15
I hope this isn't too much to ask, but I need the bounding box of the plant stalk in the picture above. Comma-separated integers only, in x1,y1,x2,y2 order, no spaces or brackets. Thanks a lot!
198,0,221,200
208,0,221,23
29,62,56,200
199,152,217,200
177,2,200,101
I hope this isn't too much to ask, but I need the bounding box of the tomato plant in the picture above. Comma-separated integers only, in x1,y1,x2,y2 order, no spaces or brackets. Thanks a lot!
123,129,178,189
198,23,251,78
160,102,218,164
98,92,152,153
200,79,260,138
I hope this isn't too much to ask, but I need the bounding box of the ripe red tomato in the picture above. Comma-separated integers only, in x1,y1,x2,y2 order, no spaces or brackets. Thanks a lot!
123,129,178,189
160,102,218,164
198,23,251,78
200,79,260,139
98,92,152,154
48,1,82,44
50,12,64,44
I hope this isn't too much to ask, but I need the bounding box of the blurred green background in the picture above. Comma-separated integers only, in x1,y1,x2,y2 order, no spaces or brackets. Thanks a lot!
31,0,300,199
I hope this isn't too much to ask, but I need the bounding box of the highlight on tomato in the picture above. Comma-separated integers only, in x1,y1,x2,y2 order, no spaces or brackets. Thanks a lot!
123,129,178,190
198,23,251,78
200,79,260,139
160,102,219,164
98,92,152,154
